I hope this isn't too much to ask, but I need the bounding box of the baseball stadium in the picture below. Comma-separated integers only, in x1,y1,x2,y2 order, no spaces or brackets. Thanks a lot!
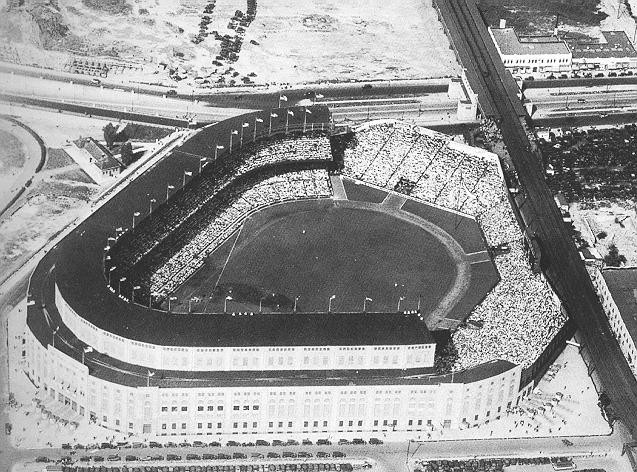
23,105,569,437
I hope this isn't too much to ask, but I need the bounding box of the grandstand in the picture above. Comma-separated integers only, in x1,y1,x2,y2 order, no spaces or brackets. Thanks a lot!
22,109,566,438
341,120,566,370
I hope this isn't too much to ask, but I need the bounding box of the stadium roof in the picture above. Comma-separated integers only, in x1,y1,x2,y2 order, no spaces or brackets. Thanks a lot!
30,105,434,348
602,268,637,343
490,28,570,56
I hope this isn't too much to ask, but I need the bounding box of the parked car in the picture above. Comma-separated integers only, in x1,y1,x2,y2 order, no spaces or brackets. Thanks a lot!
369,438,383,445
203,454,217,460
193,441,206,447
79,457,90,462
35,457,49,463
337,439,350,445
217,453,231,460
167,454,181,461
317,452,330,458
333,451,346,458
62,444,72,450
107,455,121,462
132,442,144,449
125,455,139,461
226,440,240,447
149,441,162,448
251,453,264,459
286,439,299,446
232,453,247,459
256,440,270,446
267,452,280,459
302,439,313,446
272,440,285,446
151,455,164,461
316,439,331,446
298,452,312,458
209,441,221,447
179,441,192,448
93,456,104,462
282,452,296,458
352,438,366,445
165,442,178,448
186,454,201,460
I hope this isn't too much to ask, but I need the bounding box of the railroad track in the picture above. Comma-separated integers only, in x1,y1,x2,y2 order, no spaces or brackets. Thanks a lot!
436,0,637,436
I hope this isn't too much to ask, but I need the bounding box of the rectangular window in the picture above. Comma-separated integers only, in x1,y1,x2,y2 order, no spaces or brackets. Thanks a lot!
243,405,250,410
218,406,223,411
253,405,259,410
207,406,214,411
278,422,283,428
233,406,240,411
181,406,187,412
162,424,167,430
198,423,203,429
198,406,204,411
161,406,168,412
323,421,328,427
233,422,238,428
181,423,186,429
304,421,309,427
208,423,213,428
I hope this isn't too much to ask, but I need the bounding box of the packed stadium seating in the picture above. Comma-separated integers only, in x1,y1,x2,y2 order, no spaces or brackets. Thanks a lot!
109,132,332,305
343,121,566,370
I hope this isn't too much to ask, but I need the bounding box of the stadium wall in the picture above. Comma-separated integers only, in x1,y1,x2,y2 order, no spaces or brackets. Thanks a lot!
55,283,435,372
23,327,522,437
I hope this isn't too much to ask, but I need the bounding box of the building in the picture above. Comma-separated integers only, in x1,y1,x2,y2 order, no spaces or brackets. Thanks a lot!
489,27,572,76
490,24,637,77
591,268,637,378
568,31,637,73
23,107,545,438
77,137,122,178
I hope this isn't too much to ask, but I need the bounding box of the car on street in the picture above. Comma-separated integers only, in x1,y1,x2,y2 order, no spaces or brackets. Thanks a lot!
36,457,49,463
186,454,201,460
282,452,296,458
107,455,121,462
302,439,313,446
209,441,222,447
352,438,366,445
369,438,383,445
316,439,331,446
218,453,231,460
125,455,139,461
179,441,192,447
317,452,330,458
298,452,312,458
227,440,240,447
286,439,299,446
167,454,181,461
79,457,90,462
272,440,285,446
337,439,350,445
233,453,247,459
149,441,162,448
251,453,264,459
333,452,346,458
203,454,217,460
267,452,280,459
193,441,206,447
256,440,270,446
93,456,104,462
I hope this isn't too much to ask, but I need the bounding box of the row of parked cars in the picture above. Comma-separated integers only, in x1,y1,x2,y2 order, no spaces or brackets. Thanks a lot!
41,451,348,464
61,438,382,451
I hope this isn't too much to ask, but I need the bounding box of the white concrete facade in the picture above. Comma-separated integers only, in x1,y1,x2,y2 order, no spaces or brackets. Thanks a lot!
590,268,637,378
55,285,436,372
23,327,523,437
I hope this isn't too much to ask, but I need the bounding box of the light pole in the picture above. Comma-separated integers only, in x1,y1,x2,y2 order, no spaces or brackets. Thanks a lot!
132,285,141,304
149,198,156,214
279,94,288,108
328,294,336,313
215,144,224,160
363,297,372,312
52,326,59,348
82,346,93,365
166,184,175,202
183,170,192,187
397,296,405,312
168,296,177,313
108,266,116,286
293,296,300,313
240,122,249,147
199,157,207,173
259,296,266,313
303,108,312,133
224,295,233,313
254,117,263,140
286,110,294,134
230,129,238,150
118,276,126,296
269,113,278,136
147,370,155,388
132,211,140,229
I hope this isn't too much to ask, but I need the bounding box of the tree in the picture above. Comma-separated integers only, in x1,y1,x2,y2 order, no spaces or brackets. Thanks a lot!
103,123,117,148
604,244,627,267
120,141,134,166
597,231,608,240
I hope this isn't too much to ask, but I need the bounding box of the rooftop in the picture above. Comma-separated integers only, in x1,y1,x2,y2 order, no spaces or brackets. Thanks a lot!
490,28,570,56
79,137,121,171
568,31,637,60
602,268,637,343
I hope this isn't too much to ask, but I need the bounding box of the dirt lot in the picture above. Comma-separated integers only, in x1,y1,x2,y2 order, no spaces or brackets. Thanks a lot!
2,0,460,86
571,201,637,266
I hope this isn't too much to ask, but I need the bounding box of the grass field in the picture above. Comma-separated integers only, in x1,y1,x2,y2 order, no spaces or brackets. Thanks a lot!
171,192,498,324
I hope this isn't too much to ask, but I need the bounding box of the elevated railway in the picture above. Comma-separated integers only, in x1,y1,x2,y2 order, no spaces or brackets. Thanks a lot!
435,0,637,436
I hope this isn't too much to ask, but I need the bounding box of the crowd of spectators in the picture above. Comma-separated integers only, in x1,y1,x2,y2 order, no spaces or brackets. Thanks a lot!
540,124,637,202
144,168,331,300
343,121,565,371
109,132,332,306
343,122,503,217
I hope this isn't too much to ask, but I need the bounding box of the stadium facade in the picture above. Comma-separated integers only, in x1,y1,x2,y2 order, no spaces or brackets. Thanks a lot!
23,107,553,438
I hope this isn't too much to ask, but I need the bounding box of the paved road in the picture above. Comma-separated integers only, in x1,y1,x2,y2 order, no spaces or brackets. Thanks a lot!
0,118,43,217
436,0,637,438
